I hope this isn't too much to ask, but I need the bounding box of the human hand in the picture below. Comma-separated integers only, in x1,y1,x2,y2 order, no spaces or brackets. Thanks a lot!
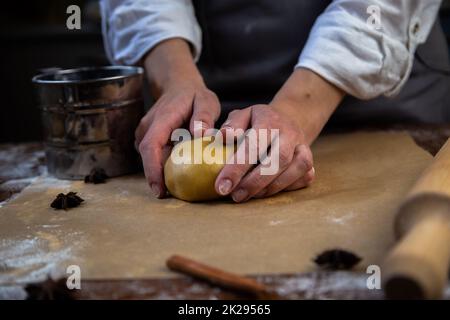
136,81,220,198
215,104,315,202
136,40,220,198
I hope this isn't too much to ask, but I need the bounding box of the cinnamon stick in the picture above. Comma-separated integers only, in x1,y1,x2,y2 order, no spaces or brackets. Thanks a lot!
166,255,276,299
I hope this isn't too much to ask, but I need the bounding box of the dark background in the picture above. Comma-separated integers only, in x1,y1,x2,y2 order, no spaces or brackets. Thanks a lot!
1,0,450,143
0,0,107,143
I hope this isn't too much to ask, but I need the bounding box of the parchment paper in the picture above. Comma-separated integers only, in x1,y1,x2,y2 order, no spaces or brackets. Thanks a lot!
0,132,432,283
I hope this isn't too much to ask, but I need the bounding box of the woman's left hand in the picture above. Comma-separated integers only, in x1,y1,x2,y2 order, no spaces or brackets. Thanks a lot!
214,104,315,202
214,67,345,202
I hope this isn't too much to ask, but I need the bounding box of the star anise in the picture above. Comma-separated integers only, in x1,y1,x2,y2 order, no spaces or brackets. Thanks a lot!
84,168,109,184
50,192,84,210
313,249,362,270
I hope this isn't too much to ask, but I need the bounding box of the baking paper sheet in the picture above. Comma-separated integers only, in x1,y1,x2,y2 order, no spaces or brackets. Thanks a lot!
0,132,432,283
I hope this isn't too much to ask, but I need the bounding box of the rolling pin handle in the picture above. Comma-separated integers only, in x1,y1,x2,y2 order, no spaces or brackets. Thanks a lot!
383,138,450,299
383,206,450,299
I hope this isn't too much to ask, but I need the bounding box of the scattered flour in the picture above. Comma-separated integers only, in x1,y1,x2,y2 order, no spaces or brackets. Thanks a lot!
269,220,284,226
0,233,82,286
326,211,356,226
273,272,378,299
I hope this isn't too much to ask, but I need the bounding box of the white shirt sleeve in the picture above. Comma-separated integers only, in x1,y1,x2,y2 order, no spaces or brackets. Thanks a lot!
100,0,202,65
297,0,442,99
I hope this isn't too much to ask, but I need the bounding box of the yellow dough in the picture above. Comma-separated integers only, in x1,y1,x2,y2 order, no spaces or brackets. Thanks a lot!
164,137,235,202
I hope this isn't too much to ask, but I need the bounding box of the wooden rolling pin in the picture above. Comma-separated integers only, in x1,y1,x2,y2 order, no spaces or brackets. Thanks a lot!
383,138,450,299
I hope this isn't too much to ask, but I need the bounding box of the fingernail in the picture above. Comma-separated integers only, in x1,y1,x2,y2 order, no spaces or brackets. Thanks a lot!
218,179,233,195
150,183,160,197
194,121,208,135
221,121,235,133
222,127,233,135
232,189,248,202
311,167,315,175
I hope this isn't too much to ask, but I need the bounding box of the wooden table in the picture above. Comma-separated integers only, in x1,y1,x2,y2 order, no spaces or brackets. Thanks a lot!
1,124,450,299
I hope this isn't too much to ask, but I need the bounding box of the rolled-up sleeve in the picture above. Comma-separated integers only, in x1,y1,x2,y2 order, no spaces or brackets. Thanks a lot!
100,0,202,65
297,0,442,99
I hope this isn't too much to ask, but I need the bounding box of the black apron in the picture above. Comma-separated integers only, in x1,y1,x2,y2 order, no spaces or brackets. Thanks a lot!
192,0,450,126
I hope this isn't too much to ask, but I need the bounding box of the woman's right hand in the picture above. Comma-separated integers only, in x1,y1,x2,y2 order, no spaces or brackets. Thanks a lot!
135,38,221,198
135,79,221,199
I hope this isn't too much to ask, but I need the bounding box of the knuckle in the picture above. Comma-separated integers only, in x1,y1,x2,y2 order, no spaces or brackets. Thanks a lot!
206,90,219,102
292,145,313,172
278,148,292,168
137,116,149,132
267,179,283,193
254,119,269,130
293,159,307,175
290,183,304,191
304,169,315,185
251,106,262,117
252,104,267,112
244,174,269,194
194,110,213,121
250,106,259,119
303,158,313,172
228,109,241,119
298,148,313,171
138,140,149,155
304,176,313,186
270,111,280,122
138,133,159,156
259,107,278,121
221,165,243,181
198,89,219,105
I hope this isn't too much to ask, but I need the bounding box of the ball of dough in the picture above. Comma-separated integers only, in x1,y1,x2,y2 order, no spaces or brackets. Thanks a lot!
164,137,234,202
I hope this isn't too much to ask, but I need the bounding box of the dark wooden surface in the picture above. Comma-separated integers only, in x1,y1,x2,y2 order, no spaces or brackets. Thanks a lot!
1,125,450,300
